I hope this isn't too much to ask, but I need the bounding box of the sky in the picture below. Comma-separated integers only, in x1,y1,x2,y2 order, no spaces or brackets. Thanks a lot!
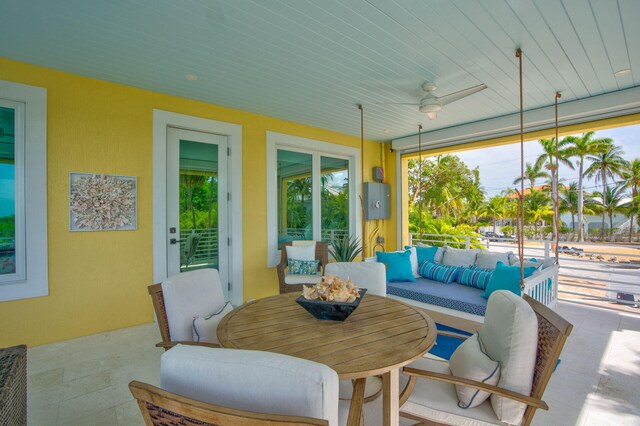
454,123,640,198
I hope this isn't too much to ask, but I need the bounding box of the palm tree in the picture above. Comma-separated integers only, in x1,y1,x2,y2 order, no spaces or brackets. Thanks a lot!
621,159,640,241
559,182,579,236
524,190,553,239
485,195,507,233
535,137,574,243
592,184,626,237
513,162,550,189
564,132,613,241
584,143,626,239
463,194,486,225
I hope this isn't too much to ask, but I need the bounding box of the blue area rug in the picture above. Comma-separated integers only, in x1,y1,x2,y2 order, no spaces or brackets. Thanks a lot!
428,323,472,360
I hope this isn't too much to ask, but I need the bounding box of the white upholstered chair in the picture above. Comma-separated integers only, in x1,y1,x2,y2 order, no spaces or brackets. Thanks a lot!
324,261,387,297
324,261,387,404
148,269,232,350
131,345,342,425
399,290,572,426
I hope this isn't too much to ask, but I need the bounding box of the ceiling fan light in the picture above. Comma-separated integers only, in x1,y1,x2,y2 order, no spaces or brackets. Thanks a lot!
419,102,441,113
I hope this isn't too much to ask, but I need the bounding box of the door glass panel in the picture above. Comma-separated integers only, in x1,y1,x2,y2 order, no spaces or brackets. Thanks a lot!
0,107,16,275
179,140,218,272
277,150,312,247
321,156,349,242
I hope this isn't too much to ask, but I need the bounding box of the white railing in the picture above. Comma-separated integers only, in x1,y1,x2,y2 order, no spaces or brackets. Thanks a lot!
279,228,350,242
410,233,640,314
180,228,219,267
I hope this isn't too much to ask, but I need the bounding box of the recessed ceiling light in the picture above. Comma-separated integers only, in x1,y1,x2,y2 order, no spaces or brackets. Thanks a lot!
185,74,198,81
614,69,631,77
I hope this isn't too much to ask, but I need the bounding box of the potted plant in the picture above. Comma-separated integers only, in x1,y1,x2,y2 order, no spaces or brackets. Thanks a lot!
328,235,363,262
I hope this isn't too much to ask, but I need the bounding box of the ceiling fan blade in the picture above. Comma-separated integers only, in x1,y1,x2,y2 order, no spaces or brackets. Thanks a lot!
438,83,487,106
375,102,421,105
426,111,438,120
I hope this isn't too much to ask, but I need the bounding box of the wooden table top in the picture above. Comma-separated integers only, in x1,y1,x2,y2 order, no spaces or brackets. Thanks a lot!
217,292,436,380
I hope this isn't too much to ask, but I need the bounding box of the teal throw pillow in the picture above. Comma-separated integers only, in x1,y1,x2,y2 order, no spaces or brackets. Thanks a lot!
457,266,493,290
482,261,536,298
288,258,319,275
406,245,439,265
376,250,415,282
419,261,461,284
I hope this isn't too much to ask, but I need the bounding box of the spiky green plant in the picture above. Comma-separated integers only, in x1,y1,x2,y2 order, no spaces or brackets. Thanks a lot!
328,235,363,262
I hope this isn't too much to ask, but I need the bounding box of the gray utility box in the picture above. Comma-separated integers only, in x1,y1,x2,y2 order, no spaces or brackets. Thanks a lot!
363,182,390,220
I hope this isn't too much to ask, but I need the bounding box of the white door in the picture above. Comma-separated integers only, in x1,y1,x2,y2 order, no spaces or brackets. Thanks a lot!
166,127,229,299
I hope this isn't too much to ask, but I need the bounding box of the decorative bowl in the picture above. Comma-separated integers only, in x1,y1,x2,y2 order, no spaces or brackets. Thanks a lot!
296,289,367,321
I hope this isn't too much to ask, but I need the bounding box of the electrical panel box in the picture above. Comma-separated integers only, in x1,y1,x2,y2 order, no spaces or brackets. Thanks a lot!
363,182,390,220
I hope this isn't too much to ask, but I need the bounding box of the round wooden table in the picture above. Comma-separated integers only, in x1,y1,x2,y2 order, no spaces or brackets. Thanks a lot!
217,292,436,426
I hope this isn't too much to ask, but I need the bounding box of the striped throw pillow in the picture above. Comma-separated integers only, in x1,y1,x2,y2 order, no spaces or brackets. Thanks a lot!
457,266,493,290
419,261,461,284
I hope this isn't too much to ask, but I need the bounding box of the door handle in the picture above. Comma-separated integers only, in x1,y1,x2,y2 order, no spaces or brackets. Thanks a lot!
170,238,182,244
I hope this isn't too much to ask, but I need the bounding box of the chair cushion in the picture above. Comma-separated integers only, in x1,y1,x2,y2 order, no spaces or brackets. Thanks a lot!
161,345,339,425
401,356,506,426
161,269,225,342
288,259,320,275
286,244,316,261
419,261,461,284
192,301,233,344
449,333,501,408
284,274,323,285
376,250,415,282
480,291,538,425
324,262,387,297
441,247,481,268
475,250,512,270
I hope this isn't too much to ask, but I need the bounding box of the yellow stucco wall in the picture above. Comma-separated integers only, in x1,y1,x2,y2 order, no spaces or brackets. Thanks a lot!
0,58,394,347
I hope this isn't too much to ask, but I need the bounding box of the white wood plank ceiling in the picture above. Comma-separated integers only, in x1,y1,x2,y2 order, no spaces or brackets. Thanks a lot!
1,0,638,142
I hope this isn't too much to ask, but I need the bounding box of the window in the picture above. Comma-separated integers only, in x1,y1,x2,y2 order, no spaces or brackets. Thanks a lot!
267,132,360,267
0,80,47,301
0,101,24,282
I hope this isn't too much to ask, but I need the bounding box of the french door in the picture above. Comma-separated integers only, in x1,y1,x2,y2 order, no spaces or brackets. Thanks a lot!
166,127,229,298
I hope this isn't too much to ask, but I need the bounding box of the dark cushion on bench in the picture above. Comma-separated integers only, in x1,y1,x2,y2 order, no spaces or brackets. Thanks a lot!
387,278,488,316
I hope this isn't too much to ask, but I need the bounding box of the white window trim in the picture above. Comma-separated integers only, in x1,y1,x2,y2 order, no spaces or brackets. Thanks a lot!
266,131,361,267
152,110,243,306
0,80,48,302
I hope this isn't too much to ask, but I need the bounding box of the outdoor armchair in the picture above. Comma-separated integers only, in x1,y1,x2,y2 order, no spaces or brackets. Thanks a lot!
399,291,572,426
130,344,340,425
324,261,387,297
277,241,329,294
148,268,231,351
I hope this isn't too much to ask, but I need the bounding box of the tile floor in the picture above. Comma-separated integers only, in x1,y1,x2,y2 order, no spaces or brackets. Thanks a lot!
26,301,640,425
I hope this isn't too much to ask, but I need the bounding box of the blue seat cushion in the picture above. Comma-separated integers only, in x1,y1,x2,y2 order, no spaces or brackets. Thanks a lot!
387,278,488,316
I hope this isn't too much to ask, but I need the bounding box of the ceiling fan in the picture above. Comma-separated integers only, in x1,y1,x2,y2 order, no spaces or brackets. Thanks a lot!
381,82,487,119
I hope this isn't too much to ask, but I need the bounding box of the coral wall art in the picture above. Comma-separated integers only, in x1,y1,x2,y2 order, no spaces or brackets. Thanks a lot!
69,173,137,231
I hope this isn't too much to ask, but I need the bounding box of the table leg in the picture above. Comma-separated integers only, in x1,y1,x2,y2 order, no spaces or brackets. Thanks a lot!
382,369,399,426
347,378,366,426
